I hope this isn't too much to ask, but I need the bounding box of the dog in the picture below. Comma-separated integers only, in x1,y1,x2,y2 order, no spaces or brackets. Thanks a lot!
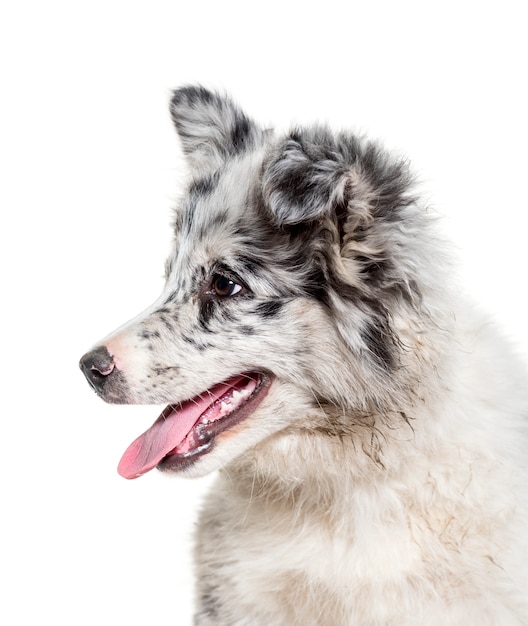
80,86,528,625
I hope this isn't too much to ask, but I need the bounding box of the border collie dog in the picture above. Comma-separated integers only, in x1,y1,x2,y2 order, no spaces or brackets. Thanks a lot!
80,86,528,625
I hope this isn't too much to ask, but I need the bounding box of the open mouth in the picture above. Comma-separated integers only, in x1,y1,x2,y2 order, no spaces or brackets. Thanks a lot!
117,372,271,479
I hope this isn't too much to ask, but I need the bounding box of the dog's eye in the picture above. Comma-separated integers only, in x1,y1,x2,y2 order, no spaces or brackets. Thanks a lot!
212,274,243,297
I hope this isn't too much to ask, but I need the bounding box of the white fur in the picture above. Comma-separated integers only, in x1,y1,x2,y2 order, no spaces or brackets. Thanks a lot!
193,302,528,625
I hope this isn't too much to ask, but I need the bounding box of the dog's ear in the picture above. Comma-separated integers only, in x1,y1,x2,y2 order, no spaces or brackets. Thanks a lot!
262,129,351,226
170,86,261,176
263,128,420,377
263,128,412,232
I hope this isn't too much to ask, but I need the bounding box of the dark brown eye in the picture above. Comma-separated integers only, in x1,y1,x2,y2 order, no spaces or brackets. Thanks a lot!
212,274,242,297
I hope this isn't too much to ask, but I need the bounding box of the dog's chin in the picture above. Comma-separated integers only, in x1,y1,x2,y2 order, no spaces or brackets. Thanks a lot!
158,433,257,478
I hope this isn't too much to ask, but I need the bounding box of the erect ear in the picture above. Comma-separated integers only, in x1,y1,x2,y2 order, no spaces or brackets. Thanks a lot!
170,86,262,177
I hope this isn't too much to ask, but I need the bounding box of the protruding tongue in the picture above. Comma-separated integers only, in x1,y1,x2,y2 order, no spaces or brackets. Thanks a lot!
117,377,245,479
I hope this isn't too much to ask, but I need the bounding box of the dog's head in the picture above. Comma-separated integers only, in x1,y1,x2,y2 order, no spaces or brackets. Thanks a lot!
80,86,433,479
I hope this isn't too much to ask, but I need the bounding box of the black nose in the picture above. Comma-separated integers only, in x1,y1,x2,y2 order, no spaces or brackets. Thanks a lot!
79,346,115,394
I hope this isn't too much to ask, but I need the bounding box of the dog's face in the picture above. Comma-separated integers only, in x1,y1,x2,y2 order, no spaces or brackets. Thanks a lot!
80,87,424,479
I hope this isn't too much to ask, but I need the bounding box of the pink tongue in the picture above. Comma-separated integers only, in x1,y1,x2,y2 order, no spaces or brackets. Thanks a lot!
117,378,242,479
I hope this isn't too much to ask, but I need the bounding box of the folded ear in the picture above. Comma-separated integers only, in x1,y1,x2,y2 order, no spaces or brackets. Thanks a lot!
170,86,262,176
262,128,421,375
262,127,412,231
262,128,351,226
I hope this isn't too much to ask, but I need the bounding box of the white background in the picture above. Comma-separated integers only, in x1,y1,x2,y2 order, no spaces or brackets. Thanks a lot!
1,1,527,624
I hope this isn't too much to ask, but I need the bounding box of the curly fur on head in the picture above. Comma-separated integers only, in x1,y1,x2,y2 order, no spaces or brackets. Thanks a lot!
80,86,528,625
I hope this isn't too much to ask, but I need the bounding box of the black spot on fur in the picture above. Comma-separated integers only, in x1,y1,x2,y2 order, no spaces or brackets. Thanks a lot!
191,265,208,288
198,588,221,619
171,85,216,108
361,319,396,371
164,291,179,306
255,300,284,318
157,313,175,332
182,334,212,352
155,305,180,324
357,257,392,285
231,113,252,152
235,254,266,278
198,298,216,330
303,264,330,304
209,209,229,229
152,365,180,376
139,329,161,341
219,308,239,324
189,170,221,197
